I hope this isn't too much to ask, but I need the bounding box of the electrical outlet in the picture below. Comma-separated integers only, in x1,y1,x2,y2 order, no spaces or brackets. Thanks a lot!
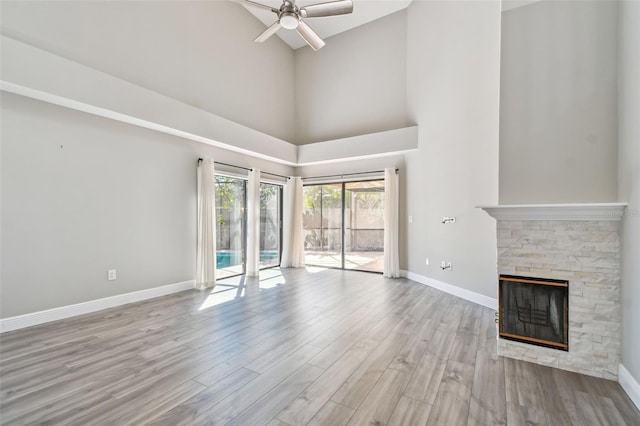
409,216,413,223
108,269,117,281
440,261,452,271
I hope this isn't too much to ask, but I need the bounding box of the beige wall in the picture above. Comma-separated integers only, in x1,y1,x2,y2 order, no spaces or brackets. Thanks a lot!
4,0,628,323
404,0,501,298
294,9,410,145
0,0,296,141
499,0,618,204
0,0,297,318
0,93,293,318
296,1,502,300
618,0,640,386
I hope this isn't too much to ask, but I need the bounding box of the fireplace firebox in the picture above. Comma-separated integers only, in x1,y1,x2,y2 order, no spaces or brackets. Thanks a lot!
498,275,568,351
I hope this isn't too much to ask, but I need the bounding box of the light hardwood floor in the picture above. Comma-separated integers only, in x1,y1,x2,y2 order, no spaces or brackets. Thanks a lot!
1,268,638,425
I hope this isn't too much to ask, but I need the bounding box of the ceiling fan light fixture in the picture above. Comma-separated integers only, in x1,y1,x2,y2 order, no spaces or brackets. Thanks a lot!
245,0,354,50
280,12,299,29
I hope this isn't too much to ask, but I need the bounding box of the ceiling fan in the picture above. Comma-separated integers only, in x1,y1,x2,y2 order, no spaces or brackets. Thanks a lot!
244,0,354,51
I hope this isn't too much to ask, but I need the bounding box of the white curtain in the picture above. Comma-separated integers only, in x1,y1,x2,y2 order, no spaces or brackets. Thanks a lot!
281,176,305,268
383,168,400,278
246,168,261,276
196,159,216,289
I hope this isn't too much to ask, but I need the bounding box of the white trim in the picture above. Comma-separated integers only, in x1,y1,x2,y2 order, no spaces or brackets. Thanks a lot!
296,148,416,167
477,203,628,221
0,80,298,167
400,270,497,310
0,280,196,333
214,170,285,187
1,35,416,168
501,0,542,13
619,364,640,411
302,173,385,184
2,79,411,168
296,126,419,166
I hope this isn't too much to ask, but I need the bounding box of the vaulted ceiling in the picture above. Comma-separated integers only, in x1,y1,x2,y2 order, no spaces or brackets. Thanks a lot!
241,0,544,50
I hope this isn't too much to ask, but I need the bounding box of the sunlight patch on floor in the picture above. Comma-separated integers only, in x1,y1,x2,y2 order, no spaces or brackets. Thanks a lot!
199,270,288,310
305,266,328,274
259,269,287,288
304,251,383,272
198,282,245,310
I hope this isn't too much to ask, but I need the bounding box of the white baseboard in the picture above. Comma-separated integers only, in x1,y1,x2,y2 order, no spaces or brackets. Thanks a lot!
0,280,196,333
619,364,640,411
400,270,497,310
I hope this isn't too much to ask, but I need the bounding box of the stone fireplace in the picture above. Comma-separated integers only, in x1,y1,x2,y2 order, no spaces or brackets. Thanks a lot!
480,203,627,380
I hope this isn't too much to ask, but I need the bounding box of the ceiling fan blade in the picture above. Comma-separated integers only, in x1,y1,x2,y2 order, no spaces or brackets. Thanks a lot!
243,0,279,14
254,21,282,42
299,0,353,18
296,20,325,51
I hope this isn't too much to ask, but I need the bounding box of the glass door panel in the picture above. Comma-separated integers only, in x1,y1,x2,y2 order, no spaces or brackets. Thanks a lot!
322,183,343,268
303,185,323,262
215,176,245,278
259,183,281,269
344,180,384,272
303,184,343,268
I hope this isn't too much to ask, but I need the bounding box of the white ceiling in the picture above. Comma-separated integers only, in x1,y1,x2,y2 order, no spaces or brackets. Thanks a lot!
241,0,413,50
501,0,542,12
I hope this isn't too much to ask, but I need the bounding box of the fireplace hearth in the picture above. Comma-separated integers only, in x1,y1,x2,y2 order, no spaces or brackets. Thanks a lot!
499,275,568,351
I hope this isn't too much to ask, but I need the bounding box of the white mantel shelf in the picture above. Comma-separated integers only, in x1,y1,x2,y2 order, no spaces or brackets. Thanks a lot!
478,203,628,221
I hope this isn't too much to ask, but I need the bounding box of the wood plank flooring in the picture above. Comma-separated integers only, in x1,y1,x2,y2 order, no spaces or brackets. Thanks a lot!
1,268,638,425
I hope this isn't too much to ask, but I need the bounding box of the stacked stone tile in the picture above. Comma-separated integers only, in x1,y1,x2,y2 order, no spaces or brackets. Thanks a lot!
496,220,621,380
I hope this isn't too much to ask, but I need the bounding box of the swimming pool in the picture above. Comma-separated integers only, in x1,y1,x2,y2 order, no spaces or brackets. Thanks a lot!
216,251,279,268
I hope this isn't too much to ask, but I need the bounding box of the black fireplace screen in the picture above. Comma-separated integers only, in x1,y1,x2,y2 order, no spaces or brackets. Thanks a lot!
499,275,568,351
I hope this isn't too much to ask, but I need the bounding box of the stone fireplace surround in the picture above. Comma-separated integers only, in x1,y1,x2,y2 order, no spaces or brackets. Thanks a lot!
480,203,627,380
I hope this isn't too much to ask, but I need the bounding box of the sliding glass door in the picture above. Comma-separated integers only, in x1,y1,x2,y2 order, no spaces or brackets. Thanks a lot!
214,176,283,278
303,180,384,272
215,176,246,279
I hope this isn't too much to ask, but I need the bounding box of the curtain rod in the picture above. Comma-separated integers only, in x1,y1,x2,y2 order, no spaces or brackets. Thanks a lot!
302,168,399,181
198,158,289,180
